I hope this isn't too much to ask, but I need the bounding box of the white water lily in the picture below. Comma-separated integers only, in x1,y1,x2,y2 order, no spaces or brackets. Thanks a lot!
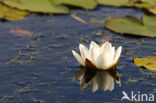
72,41,122,70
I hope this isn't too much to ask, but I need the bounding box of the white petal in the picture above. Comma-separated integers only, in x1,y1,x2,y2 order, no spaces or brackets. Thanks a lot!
95,53,103,69
72,50,84,66
113,46,122,64
92,46,102,64
79,44,89,60
101,42,110,50
88,46,95,64
89,41,100,62
111,47,115,59
90,41,100,49
102,52,114,70
104,42,112,53
101,42,115,69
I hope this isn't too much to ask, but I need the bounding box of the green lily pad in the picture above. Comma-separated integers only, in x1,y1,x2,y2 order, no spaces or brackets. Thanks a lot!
97,0,156,7
134,56,156,71
105,15,156,37
147,7,156,15
97,0,134,7
53,0,97,9
3,0,69,14
97,0,156,15
134,0,156,15
143,14,156,25
135,0,156,7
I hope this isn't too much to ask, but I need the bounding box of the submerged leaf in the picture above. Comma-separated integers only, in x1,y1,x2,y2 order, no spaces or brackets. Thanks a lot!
0,3,29,20
10,28,33,38
134,56,156,71
106,15,156,37
3,0,70,14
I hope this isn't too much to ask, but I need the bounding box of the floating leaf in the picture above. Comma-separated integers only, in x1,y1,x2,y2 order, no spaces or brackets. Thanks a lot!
134,0,156,8
148,8,156,15
3,0,69,14
0,3,29,20
143,14,156,25
135,0,156,15
97,0,134,7
97,0,156,8
97,0,156,15
134,56,156,71
105,15,156,37
53,0,97,9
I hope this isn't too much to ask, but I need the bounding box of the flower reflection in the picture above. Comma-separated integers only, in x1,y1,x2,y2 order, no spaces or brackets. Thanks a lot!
72,67,120,92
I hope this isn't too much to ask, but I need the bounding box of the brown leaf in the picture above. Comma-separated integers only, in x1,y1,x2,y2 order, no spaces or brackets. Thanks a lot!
134,56,156,71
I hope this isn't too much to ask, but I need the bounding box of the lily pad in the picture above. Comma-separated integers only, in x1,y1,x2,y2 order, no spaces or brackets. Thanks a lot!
134,56,156,71
97,0,156,15
147,7,156,15
0,3,29,20
134,0,156,8
53,0,97,9
105,15,156,37
97,0,134,7
134,0,156,15
3,0,69,14
143,14,156,25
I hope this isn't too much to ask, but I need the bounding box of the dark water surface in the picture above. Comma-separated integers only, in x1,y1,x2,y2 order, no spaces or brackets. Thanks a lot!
0,6,155,103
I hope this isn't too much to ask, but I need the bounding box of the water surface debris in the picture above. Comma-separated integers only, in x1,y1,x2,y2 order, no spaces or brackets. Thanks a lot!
71,14,87,24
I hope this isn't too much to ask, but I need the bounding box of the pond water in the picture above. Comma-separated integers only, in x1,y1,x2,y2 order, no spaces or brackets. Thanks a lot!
0,6,156,103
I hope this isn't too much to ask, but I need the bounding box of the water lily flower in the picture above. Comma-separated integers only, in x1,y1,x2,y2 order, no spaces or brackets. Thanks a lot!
72,41,122,70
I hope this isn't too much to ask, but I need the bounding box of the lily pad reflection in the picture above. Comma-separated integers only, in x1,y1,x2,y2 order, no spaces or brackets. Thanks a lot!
72,67,120,92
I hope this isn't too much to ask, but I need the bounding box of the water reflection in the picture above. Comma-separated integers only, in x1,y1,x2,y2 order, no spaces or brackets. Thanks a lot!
72,67,121,92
